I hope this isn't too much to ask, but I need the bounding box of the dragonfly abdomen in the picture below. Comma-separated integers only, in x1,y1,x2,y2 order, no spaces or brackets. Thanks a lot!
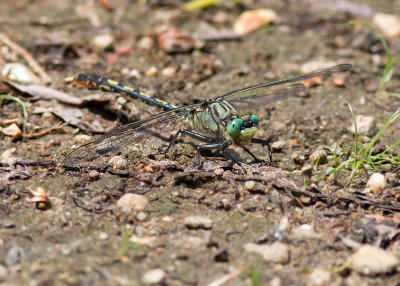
66,74,176,111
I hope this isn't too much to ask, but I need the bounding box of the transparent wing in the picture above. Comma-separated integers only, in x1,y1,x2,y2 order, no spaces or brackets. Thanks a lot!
227,83,307,112
221,64,351,105
63,105,192,167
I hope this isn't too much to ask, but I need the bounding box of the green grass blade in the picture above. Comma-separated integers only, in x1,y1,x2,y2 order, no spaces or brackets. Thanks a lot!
349,109,400,180
185,0,224,11
0,94,28,119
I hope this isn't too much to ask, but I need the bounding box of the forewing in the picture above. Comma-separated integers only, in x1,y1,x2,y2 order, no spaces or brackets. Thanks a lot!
221,64,351,110
227,83,307,112
63,106,190,168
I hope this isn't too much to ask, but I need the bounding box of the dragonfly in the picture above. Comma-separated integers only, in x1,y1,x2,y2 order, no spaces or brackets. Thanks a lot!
63,63,351,170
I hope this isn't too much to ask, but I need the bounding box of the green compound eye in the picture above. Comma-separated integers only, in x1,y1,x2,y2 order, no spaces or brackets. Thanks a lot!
227,118,243,137
250,114,259,126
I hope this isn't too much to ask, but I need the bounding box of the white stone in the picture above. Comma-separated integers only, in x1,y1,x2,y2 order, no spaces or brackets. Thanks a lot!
130,235,158,247
373,13,400,38
74,134,92,144
309,269,331,286
349,115,374,134
0,148,17,166
233,9,277,35
145,66,158,77
351,245,399,275
108,156,128,169
98,232,108,240
91,34,114,51
309,149,327,164
243,242,289,264
366,173,387,193
184,215,212,229
142,268,166,285
161,67,176,77
117,194,149,213
271,140,287,151
2,123,22,138
244,181,255,191
2,63,41,84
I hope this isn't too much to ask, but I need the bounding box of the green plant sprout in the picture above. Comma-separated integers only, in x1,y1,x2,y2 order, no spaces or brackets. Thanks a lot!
342,20,400,98
185,0,241,11
305,105,400,184
0,94,28,119
246,262,260,286
117,231,131,258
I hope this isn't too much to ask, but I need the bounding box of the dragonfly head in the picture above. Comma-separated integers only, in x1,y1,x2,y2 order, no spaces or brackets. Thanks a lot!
227,114,259,145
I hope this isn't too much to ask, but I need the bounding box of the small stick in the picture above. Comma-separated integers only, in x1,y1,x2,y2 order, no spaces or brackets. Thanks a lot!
24,122,64,139
0,33,51,84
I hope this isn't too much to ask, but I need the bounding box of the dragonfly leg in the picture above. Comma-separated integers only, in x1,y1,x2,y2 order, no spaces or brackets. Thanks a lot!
192,140,232,169
242,146,263,162
158,128,214,156
158,129,183,155
251,136,277,166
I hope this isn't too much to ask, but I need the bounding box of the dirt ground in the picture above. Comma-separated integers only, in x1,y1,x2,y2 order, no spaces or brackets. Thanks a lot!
1,0,400,285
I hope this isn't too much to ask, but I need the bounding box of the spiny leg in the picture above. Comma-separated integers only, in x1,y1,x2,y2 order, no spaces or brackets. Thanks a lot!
251,136,276,165
193,140,232,169
158,128,215,156
157,129,183,155
242,146,263,162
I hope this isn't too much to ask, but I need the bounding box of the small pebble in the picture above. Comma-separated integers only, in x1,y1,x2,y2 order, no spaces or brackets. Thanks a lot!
301,164,313,177
129,69,141,79
145,66,158,77
292,224,321,240
291,153,305,164
136,211,147,221
351,245,399,275
349,115,374,135
184,215,212,229
137,36,154,51
117,193,149,213
144,165,153,173
366,173,387,193
161,215,173,222
300,196,311,205
0,148,17,166
233,9,277,35
214,168,224,176
88,170,99,179
244,181,255,191
108,156,128,169
91,34,114,51
333,76,345,87
161,66,176,77
309,149,327,164
0,264,7,279
2,63,41,84
243,242,290,264
98,232,108,240
2,123,22,138
270,277,282,286
271,140,287,151
309,269,331,286
142,268,166,285
6,246,23,266
213,11,227,24
372,13,400,38
130,235,158,247
74,134,92,144
385,172,397,182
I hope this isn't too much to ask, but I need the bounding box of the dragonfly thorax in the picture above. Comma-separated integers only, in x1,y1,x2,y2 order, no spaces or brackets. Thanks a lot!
227,114,259,145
